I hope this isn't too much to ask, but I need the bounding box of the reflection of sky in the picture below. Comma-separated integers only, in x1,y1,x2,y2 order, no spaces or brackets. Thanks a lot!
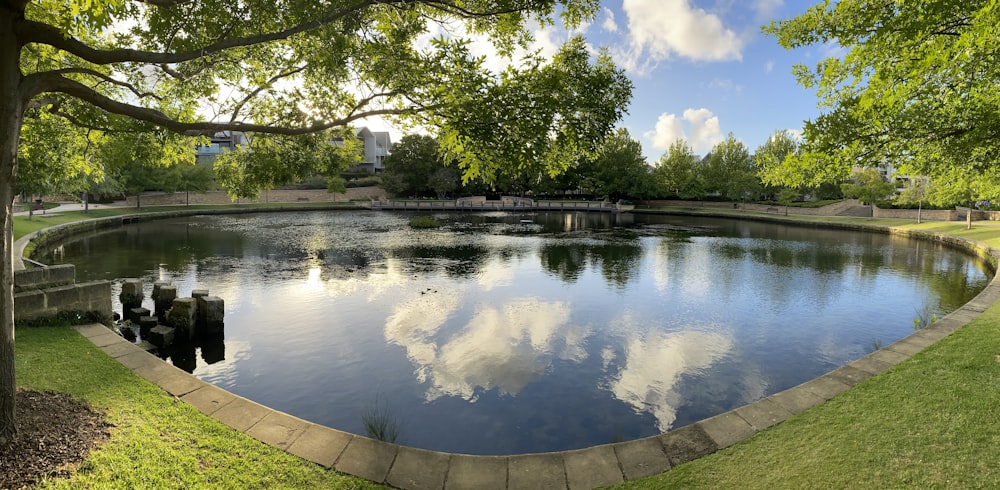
609,328,732,431
57,211,992,454
386,296,582,401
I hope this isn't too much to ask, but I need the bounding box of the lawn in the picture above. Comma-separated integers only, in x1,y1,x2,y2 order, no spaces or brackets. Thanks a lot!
11,205,1000,488
15,326,382,489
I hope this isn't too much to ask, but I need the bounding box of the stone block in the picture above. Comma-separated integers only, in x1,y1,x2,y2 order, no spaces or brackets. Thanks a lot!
151,281,170,299
119,279,144,309
147,325,175,348
197,296,225,334
45,285,79,310
128,307,151,325
154,285,178,318
13,290,46,321
191,289,210,299
13,268,44,290
168,297,197,339
46,264,76,286
138,316,158,339
77,281,112,320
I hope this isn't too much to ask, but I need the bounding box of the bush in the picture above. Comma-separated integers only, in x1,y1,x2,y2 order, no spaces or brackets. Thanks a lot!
759,199,844,208
346,176,381,188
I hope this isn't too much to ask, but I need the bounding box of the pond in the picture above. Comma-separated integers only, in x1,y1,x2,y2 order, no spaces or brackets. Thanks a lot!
41,210,991,455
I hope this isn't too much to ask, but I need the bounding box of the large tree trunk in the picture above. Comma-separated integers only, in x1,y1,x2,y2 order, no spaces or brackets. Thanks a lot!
0,7,23,445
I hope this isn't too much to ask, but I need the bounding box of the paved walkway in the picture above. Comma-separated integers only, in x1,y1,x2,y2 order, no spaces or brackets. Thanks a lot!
70,261,1000,489
13,200,129,217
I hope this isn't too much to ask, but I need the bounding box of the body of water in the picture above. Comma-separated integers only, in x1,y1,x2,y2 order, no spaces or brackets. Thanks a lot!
41,210,991,454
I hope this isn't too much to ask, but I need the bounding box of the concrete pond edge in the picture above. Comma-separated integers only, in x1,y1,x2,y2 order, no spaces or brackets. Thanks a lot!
26,208,1000,490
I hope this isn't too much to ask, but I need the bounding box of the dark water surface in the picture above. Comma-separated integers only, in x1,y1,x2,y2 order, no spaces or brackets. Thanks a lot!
42,210,991,455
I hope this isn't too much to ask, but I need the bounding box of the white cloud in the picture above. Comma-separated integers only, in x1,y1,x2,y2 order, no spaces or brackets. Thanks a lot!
621,0,743,68
765,60,775,73
644,108,724,153
601,7,619,33
754,0,784,19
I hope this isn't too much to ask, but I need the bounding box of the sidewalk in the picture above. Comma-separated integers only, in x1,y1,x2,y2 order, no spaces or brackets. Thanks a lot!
12,200,129,217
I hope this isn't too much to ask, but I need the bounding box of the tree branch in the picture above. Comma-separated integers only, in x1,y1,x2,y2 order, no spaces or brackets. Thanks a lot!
17,0,546,67
15,0,379,65
48,68,162,101
229,64,309,122
22,71,423,136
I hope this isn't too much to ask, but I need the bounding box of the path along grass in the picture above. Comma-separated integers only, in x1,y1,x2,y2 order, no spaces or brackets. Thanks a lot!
11,207,1000,487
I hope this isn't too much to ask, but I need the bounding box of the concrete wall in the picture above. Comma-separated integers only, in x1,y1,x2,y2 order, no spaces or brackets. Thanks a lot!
873,206,957,221
639,199,864,217
13,265,112,323
13,264,76,293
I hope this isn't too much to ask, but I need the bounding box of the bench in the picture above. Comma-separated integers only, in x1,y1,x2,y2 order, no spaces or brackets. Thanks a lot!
28,202,45,214
766,207,780,213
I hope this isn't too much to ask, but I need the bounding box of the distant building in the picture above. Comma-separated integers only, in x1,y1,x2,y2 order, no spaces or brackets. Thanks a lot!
195,131,248,165
350,127,393,174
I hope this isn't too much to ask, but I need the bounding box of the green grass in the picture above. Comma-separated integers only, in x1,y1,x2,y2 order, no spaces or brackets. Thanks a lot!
14,204,1000,488
16,326,382,489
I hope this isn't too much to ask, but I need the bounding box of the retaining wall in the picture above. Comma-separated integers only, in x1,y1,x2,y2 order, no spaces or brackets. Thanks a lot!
873,207,957,221
123,187,386,207
13,264,112,322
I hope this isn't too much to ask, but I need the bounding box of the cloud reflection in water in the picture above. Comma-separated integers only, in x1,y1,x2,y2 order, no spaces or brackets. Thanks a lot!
385,295,583,402
606,326,733,432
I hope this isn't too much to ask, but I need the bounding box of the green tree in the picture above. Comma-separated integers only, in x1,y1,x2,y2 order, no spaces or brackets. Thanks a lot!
653,139,700,198
755,129,803,201
96,130,200,207
16,111,98,206
213,130,359,200
380,134,443,197
896,177,931,224
704,133,759,203
765,1,1000,193
0,0,632,444
578,128,651,200
841,168,896,215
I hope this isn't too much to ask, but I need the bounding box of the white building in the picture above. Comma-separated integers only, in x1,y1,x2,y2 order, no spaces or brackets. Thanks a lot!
351,127,393,173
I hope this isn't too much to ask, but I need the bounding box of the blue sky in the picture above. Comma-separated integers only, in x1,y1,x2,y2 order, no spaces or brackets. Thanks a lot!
365,1,831,163
577,0,826,161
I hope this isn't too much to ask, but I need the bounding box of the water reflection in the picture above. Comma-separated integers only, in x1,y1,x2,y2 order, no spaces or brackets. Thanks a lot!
607,328,733,431
41,210,992,454
386,296,581,401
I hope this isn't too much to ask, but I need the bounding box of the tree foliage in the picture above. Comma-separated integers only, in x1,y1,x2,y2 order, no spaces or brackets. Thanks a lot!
577,128,650,200
381,134,450,197
841,167,895,206
0,0,633,444
765,1,1000,198
653,139,702,199
704,133,757,202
